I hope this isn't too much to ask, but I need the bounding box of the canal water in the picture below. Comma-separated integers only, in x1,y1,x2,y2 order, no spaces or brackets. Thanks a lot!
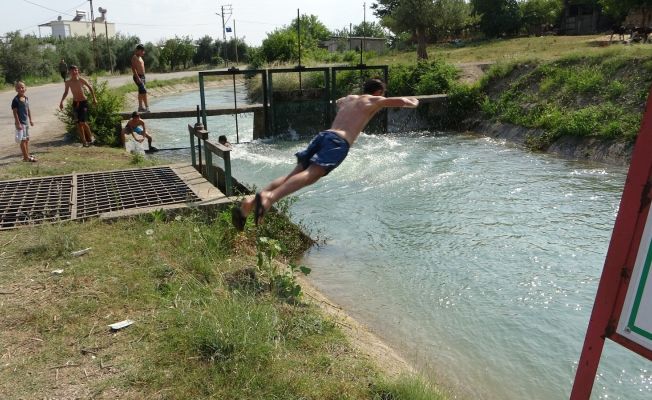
147,88,651,400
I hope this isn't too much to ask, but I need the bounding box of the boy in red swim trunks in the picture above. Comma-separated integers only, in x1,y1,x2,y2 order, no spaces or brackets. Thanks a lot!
231,78,419,230
59,65,97,147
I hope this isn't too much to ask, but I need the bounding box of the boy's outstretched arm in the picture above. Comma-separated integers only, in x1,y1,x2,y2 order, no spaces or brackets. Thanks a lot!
379,96,419,108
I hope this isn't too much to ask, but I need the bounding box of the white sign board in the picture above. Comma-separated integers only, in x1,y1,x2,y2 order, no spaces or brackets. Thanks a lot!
617,205,652,350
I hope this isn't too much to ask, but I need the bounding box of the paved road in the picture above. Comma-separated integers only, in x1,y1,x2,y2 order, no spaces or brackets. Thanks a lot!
0,70,200,162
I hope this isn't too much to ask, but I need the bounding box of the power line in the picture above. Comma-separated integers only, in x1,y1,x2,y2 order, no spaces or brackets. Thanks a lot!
16,0,88,32
21,0,86,17
116,21,217,28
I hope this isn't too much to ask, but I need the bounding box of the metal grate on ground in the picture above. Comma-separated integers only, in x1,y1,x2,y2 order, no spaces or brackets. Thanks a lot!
0,176,73,229
75,167,200,218
0,167,204,230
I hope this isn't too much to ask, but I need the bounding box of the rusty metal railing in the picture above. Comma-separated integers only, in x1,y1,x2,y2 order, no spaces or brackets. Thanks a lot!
188,124,233,196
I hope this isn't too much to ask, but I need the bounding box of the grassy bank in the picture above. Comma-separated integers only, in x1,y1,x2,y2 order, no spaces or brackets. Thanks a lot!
475,51,652,150
367,36,652,150
371,35,652,65
0,145,446,399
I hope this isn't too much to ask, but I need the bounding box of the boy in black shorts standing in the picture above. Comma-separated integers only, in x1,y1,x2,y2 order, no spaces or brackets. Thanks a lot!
131,44,149,112
59,65,97,147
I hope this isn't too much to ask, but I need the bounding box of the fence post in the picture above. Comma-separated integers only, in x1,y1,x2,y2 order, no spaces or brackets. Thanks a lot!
188,125,197,168
203,144,214,185
223,150,233,196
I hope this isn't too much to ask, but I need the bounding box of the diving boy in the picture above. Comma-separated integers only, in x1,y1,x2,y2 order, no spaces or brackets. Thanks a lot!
231,78,419,230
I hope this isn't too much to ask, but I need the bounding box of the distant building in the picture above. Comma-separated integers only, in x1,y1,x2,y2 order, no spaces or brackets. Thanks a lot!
321,37,387,53
560,0,611,35
39,11,115,39
624,6,652,27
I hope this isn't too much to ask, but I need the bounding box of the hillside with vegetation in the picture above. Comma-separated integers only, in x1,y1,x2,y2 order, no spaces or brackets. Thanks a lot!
477,51,652,150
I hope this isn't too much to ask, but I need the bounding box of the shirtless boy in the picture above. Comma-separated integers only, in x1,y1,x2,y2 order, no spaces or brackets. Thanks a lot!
131,44,149,112
59,65,97,147
121,111,158,152
231,78,419,230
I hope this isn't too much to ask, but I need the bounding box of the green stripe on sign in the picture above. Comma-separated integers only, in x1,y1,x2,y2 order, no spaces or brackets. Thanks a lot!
628,236,652,341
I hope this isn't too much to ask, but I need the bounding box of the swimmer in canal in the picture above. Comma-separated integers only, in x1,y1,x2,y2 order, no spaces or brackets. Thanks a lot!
231,78,419,231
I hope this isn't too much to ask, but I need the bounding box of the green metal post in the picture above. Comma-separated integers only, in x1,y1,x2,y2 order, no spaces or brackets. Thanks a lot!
203,145,213,184
199,73,208,129
262,70,269,136
324,69,331,128
223,151,233,196
383,66,389,132
189,130,196,167
268,71,275,134
331,68,337,125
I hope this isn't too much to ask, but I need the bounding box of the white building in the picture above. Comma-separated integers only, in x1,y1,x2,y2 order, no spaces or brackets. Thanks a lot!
39,11,116,40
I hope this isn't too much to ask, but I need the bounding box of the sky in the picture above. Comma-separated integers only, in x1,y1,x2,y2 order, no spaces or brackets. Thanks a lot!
4,0,380,45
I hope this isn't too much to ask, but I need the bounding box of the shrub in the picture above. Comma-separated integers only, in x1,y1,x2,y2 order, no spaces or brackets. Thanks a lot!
442,84,486,128
388,60,458,96
57,78,124,146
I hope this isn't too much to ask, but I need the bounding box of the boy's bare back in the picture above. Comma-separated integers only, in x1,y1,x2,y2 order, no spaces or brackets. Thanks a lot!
330,94,418,145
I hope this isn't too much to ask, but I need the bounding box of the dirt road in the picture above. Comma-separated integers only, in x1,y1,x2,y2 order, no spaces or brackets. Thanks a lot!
0,71,199,163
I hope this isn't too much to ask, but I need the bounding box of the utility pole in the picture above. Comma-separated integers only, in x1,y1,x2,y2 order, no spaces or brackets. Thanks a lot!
360,2,366,66
349,22,352,51
88,0,98,70
218,4,233,66
233,20,238,64
99,7,112,73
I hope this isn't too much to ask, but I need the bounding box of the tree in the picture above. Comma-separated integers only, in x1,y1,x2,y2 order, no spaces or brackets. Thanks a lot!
261,28,299,62
352,21,388,37
54,35,97,74
520,0,563,35
430,0,474,40
159,36,194,71
598,0,652,22
373,0,470,59
471,0,522,38
290,14,331,47
373,0,435,59
0,32,58,83
194,35,215,65
260,14,330,63
111,34,141,73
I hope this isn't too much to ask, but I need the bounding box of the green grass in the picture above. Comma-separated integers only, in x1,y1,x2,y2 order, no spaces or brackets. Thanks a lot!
0,145,445,399
0,146,160,180
370,35,652,65
372,376,448,400
477,51,652,149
